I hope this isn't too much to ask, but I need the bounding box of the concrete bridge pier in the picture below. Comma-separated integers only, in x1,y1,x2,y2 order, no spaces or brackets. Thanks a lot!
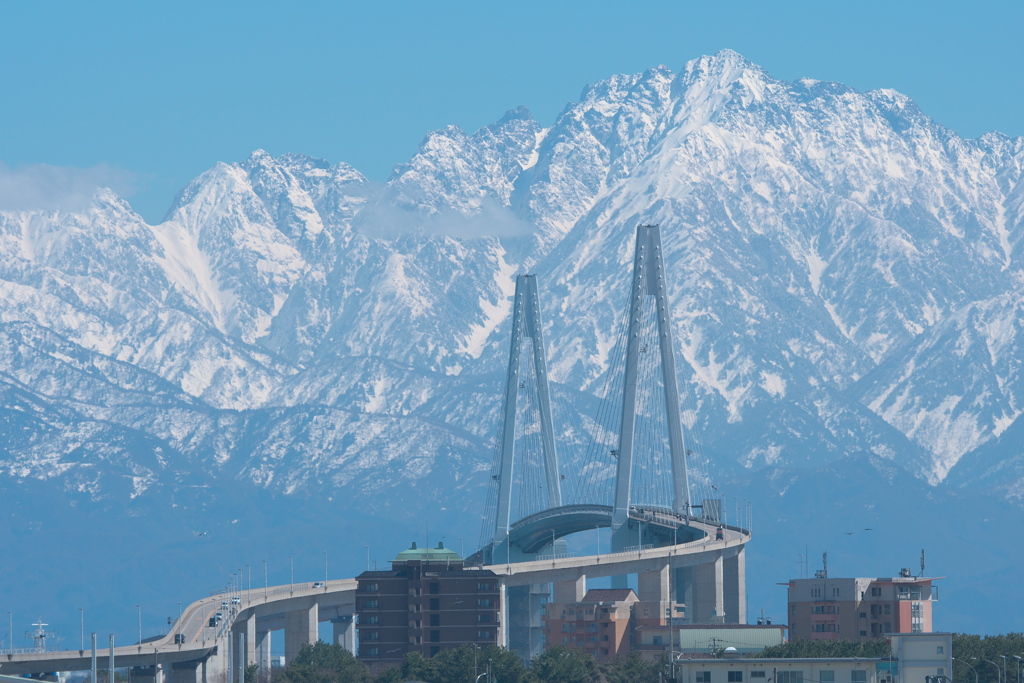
169,660,203,683
553,575,586,603
692,553,725,623
256,631,271,671
507,583,552,662
331,616,355,652
285,602,319,664
724,547,746,624
242,615,257,667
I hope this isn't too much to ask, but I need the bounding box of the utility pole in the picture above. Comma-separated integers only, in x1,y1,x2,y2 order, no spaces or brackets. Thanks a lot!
136,605,142,652
91,633,97,683
80,608,84,651
109,634,115,683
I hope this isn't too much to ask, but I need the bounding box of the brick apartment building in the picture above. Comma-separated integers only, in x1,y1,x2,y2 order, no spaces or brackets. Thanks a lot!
355,542,500,665
784,569,940,641
541,587,687,661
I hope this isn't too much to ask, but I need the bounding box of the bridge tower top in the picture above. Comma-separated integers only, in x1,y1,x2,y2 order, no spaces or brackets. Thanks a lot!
492,273,563,546
612,224,691,530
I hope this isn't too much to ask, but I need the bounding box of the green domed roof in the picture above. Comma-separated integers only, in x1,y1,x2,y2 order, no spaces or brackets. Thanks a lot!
394,541,461,562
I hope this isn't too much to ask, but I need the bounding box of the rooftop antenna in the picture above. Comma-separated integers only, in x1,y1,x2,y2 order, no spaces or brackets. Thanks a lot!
920,549,926,577
823,551,828,579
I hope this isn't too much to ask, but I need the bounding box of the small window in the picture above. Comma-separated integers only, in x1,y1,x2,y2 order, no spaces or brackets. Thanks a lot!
696,673,712,683
729,672,743,682
429,614,440,627
365,583,378,592
478,598,492,607
364,600,378,609
478,630,492,639
751,673,767,679
653,636,663,645
860,613,867,618
820,672,835,683
363,615,378,624
937,670,944,677
478,614,492,623
366,647,378,656
860,631,867,636
429,598,439,611
429,582,440,594
477,582,491,590
852,672,867,683
871,587,882,597
936,646,944,654
430,630,440,643
778,672,804,683
364,631,378,641
791,605,797,615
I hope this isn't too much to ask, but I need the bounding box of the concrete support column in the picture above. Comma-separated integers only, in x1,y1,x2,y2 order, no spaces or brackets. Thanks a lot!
638,563,670,602
243,614,256,667
256,631,271,672
285,602,319,664
552,575,586,603
693,554,724,623
724,547,747,624
331,617,355,652
497,582,508,648
170,662,202,683
155,664,164,683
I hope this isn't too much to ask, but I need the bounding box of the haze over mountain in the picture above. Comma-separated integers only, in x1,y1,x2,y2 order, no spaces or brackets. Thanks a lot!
1,50,1022,643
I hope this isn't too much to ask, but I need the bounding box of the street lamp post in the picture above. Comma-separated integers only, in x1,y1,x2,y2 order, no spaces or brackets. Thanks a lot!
8,611,13,655
289,556,294,596
1012,656,1021,683
136,605,142,652
247,565,251,603
263,560,268,600
177,603,182,643
323,551,328,591
955,657,979,683
1001,657,1009,683
80,608,84,651
976,658,1002,683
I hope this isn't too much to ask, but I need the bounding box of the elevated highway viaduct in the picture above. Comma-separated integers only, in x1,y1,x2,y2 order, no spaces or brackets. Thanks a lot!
0,508,747,680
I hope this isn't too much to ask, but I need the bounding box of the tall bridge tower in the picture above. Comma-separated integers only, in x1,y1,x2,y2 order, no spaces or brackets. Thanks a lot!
610,223,691,552
490,273,563,561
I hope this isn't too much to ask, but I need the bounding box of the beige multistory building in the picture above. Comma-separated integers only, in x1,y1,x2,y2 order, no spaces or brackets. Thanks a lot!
783,569,940,641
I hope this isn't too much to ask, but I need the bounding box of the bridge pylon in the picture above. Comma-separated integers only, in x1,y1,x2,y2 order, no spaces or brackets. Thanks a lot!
490,274,562,562
611,224,692,554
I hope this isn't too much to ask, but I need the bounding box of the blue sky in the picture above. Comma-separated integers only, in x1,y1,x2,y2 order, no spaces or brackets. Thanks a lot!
1,0,1021,223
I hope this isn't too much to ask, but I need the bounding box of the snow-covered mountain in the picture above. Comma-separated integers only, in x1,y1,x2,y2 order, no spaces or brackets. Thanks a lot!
2,50,1023,637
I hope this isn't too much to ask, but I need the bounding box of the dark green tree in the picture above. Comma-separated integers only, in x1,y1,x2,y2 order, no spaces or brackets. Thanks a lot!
757,640,892,659
530,646,602,683
601,651,662,683
277,641,370,683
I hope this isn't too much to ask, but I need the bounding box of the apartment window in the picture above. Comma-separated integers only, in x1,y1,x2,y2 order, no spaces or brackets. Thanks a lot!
884,623,892,633
364,600,378,609
696,672,712,683
833,587,840,597
792,605,797,615
478,630,492,639
871,587,881,597
851,672,867,683
820,671,835,683
363,616,378,625
937,647,944,654
778,672,804,683
364,631,378,641
860,631,867,637
365,583,378,592
429,582,440,594
429,614,440,627
478,598,492,607
937,670,944,677
477,582,491,590
602,635,609,642
729,672,744,682
366,648,378,656
430,630,440,643
652,636,663,645
429,598,440,611
860,612,867,618
885,604,891,615
751,673,767,679
478,614,492,623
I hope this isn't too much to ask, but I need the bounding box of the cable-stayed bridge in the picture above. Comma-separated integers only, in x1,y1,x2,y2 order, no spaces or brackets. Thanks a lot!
0,225,749,678
471,224,749,657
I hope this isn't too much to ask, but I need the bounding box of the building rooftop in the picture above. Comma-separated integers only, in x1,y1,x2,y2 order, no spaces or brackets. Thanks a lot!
392,541,461,563
580,588,637,603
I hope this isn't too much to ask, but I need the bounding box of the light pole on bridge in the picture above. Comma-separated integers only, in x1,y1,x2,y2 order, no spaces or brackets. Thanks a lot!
263,560,268,600
136,604,142,652
323,551,328,591
289,556,294,596
79,608,84,651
